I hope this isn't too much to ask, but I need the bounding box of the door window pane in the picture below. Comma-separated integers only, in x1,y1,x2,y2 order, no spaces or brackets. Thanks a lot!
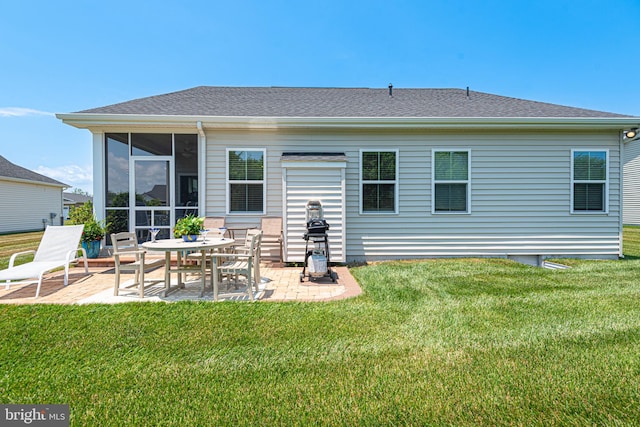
135,160,169,206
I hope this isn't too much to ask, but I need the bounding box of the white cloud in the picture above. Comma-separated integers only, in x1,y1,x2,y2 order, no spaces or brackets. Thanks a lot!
0,107,54,117
36,164,93,195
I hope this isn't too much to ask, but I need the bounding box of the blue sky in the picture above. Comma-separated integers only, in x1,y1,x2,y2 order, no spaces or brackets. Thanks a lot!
1,0,639,194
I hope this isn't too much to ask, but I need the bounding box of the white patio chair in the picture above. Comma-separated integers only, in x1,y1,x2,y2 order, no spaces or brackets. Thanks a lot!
260,217,283,263
111,232,164,298
0,225,89,298
185,216,228,269
230,228,263,286
214,230,262,301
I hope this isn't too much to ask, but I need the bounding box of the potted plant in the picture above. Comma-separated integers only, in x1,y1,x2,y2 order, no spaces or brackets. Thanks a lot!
81,218,106,258
174,214,204,241
67,201,106,258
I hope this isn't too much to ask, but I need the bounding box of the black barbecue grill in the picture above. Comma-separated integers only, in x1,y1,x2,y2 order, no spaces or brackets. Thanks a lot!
300,201,337,282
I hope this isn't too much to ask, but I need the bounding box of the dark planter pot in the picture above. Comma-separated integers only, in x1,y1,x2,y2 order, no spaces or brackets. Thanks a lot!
82,240,101,258
182,234,199,242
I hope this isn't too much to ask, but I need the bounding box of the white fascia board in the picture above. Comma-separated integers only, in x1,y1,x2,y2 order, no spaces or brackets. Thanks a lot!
0,176,67,189
56,113,640,131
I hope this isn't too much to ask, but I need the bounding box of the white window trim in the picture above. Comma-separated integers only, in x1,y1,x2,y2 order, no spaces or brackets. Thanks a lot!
431,149,471,215
359,149,399,215
570,148,609,214
226,148,267,215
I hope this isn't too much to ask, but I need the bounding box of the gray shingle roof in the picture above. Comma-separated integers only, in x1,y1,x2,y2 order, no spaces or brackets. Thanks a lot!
0,155,67,187
77,86,633,118
63,192,92,204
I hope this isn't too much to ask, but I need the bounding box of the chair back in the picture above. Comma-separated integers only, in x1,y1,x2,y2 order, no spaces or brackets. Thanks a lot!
203,217,226,237
260,217,282,238
111,232,141,260
204,217,225,229
245,229,263,255
34,225,84,262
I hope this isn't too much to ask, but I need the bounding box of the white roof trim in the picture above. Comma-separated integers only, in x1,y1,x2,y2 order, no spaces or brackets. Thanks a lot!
0,176,67,188
56,113,640,131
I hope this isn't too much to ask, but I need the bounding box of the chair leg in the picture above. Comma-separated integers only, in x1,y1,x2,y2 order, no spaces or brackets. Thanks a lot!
114,267,121,296
139,268,145,298
254,257,261,291
63,264,70,287
35,272,45,298
247,260,254,301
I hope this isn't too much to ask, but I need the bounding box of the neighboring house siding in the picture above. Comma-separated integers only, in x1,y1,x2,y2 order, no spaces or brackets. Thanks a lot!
204,129,621,262
0,179,63,233
623,139,640,225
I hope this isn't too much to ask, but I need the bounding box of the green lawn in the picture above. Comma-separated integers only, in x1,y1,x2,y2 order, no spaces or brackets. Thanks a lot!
0,231,43,270
1,229,640,425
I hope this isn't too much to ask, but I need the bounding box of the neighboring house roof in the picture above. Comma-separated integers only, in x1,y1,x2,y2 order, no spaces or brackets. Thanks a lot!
0,155,67,187
143,185,167,203
75,86,635,118
63,192,92,205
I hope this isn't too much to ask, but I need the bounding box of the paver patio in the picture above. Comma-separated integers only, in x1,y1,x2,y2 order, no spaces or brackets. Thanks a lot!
0,262,361,304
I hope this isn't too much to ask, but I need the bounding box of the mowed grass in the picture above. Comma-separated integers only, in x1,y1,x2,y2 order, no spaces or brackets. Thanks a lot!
0,231,43,269
1,229,640,425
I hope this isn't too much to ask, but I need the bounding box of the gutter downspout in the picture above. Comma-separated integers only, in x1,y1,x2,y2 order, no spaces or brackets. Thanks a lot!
620,130,625,258
197,121,206,215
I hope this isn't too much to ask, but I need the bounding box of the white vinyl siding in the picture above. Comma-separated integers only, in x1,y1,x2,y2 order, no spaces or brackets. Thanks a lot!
571,149,608,213
359,150,398,214
203,129,621,262
0,179,64,233
624,140,640,224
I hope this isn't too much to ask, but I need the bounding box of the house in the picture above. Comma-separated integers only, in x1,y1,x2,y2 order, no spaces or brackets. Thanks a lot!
57,86,640,264
63,192,92,220
0,155,67,233
623,130,640,225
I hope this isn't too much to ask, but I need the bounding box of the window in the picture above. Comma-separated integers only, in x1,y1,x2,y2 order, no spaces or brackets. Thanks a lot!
360,150,398,213
228,149,265,213
433,150,470,213
572,150,607,213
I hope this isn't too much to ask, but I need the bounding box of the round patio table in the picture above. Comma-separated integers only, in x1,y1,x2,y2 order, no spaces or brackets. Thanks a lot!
142,237,235,298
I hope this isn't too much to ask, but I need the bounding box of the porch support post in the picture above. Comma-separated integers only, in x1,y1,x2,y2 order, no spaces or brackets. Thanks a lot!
93,131,105,222
197,121,206,215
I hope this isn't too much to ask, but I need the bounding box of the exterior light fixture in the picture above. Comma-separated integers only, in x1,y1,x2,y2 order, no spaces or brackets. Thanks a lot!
625,128,638,139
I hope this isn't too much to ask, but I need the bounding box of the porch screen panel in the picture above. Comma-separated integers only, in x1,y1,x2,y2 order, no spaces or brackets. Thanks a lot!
105,133,130,239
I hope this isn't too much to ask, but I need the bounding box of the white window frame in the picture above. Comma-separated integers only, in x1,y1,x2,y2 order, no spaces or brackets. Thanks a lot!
432,149,471,214
359,149,399,215
226,148,267,215
570,149,609,214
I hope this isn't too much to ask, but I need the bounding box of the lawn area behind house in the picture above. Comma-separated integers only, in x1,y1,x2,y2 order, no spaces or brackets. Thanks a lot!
0,231,43,270
1,229,640,425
